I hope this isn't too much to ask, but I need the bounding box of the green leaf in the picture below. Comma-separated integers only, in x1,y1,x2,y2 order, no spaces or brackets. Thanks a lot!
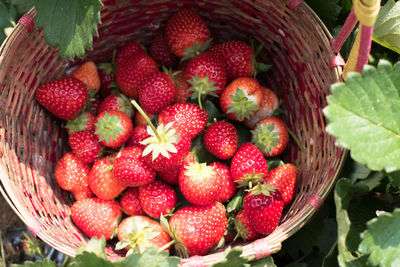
322,242,339,267
359,209,400,267
305,0,341,31
250,256,276,267
0,2,17,43
35,0,103,59
71,252,114,267
341,159,371,183
10,0,35,14
76,236,107,258
388,170,400,193
12,259,57,267
226,188,245,213
324,60,400,172
116,247,180,267
373,0,400,54
204,99,224,122
211,247,248,267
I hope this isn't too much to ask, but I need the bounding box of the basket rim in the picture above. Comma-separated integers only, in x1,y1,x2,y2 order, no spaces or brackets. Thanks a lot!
0,1,347,265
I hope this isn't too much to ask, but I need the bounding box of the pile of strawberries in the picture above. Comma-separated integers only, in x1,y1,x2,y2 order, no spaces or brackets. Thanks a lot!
35,9,299,258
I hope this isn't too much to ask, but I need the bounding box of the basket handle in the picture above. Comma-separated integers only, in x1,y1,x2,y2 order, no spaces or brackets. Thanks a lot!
331,0,381,80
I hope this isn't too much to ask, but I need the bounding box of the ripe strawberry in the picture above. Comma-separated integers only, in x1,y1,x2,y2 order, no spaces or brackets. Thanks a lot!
179,161,221,206
126,125,148,149
211,162,236,203
134,110,155,126
98,93,135,119
138,72,176,114
165,9,210,58
115,41,145,65
71,198,121,240
244,87,279,128
150,34,179,67
203,121,238,160
158,103,209,139
113,147,156,187
210,40,254,80
55,152,90,192
94,110,133,148
170,70,192,103
98,62,117,99
71,186,94,201
120,187,144,216
117,215,171,253
220,77,263,121
185,52,227,101
70,61,101,94
157,152,195,185
243,183,283,235
265,163,298,207
139,180,177,218
65,111,97,135
116,53,158,99
234,210,260,241
69,130,104,164
230,142,268,187
87,96,102,115
168,202,227,256
251,117,289,157
35,77,87,120
88,155,127,200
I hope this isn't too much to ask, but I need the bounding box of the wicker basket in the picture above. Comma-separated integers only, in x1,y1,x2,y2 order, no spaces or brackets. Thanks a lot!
0,0,346,265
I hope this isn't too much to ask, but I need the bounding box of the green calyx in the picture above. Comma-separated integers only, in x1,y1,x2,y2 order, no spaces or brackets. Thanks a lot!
250,41,271,77
116,94,134,118
235,172,264,189
184,162,216,182
248,183,277,196
182,39,212,62
65,112,90,134
160,215,187,257
234,217,250,241
227,88,259,121
251,122,281,155
188,74,219,108
94,112,124,144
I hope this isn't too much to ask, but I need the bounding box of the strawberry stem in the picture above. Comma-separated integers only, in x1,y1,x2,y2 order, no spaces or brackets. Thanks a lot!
131,99,162,142
158,240,176,252
287,127,303,151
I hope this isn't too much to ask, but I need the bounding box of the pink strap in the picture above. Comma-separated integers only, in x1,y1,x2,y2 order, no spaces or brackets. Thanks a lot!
306,194,324,210
288,0,303,10
18,14,35,33
252,238,271,259
331,8,358,53
330,55,346,68
356,25,373,73
184,256,205,267
27,221,44,237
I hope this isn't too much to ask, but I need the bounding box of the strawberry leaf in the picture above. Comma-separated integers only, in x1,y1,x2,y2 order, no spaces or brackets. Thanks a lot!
12,259,57,267
10,0,34,14
251,256,277,267
323,60,400,172
226,188,245,213
117,247,180,267
359,209,400,267
35,0,102,59
211,247,248,267
373,0,400,55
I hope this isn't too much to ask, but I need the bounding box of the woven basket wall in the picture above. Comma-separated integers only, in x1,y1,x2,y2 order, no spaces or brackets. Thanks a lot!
0,0,345,265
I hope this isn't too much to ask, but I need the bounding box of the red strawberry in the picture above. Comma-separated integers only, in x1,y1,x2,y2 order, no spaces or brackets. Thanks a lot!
150,34,179,67
98,93,135,119
134,110,155,126
65,111,97,135
210,40,254,80
138,72,176,114
158,103,209,139
171,70,192,103
157,152,195,185
211,162,236,203
139,180,177,218
70,61,101,94
168,202,227,256
113,147,156,187
35,77,87,120
126,125,148,149
244,87,279,128
230,142,268,187
115,41,145,65
120,187,144,216
185,52,227,102
87,96,102,115
88,155,127,200
265,163,298,207
203,121,238,160
165,9,210,58
179,161,221,206
117,215,171,253
71,198,121,240
243,183,283,235
220,77,263,121
55,152,90,192
234,210,260,241
69,130,104,164
116,53,158,99
251,117,289,157
98,62,117,99
72,186,94,201
94,110,133,148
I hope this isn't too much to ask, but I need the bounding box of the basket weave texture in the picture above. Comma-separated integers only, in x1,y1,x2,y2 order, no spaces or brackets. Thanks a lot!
0,0,345,265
